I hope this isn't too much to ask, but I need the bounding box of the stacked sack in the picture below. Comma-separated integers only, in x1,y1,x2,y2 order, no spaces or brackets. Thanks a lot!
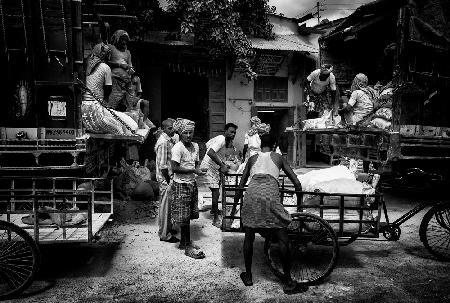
369,87,393,130
291,165,377,233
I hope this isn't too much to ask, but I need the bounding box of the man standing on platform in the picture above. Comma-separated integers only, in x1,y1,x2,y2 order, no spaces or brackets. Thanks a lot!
304,64,338,119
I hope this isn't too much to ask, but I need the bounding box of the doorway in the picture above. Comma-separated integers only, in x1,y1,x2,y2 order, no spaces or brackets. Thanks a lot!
161,71,209,142
257,108,292,156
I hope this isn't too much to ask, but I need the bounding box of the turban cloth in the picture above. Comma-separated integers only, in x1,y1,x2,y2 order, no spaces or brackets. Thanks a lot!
173,118,195,134
259,123,271,134
320,64,333,74
86,43,111,75
111,30,130,46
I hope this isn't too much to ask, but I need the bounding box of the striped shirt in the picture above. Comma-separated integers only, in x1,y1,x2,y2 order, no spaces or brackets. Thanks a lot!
155,132,176,183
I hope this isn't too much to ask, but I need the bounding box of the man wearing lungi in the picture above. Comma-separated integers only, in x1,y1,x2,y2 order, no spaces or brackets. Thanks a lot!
156,119,179,243
171,118,207,259
234,134,308,293
304,64,338,118
200,123,238,228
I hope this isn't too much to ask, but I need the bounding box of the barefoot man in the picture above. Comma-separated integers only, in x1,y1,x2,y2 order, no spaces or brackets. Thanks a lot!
234,134,308,293
200,123,238,228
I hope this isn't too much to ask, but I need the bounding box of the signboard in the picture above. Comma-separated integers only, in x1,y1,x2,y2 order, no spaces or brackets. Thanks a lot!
48,96,67,120
45,128,76,139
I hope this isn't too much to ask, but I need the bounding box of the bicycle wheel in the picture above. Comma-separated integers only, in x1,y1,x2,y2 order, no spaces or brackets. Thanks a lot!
419,204,450,261
265,212,339,285
0,220,40,299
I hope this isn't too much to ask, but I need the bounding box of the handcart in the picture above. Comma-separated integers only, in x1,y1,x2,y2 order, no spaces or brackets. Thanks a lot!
220,172,450,285
0,176,114,299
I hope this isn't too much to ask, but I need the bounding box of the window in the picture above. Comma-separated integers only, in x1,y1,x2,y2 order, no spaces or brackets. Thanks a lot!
254,77,288,102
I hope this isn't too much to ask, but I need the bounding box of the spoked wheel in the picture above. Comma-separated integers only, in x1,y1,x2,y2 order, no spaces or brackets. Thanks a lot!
0,220,40,300
265,213,339,285
419,204,450,261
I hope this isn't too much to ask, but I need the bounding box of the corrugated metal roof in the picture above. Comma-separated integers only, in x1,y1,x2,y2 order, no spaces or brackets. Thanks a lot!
250,34,318,53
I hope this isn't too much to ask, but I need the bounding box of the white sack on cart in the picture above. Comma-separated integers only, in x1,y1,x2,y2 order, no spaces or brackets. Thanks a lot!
302,178,376,233
297,165,356,190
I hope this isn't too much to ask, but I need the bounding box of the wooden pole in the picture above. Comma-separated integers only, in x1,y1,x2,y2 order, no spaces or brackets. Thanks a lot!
72,0,83,137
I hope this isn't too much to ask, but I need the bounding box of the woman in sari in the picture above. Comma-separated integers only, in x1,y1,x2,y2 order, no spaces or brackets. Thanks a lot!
339,73,378,125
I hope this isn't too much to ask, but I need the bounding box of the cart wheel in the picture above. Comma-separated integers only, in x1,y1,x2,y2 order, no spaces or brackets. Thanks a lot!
382,225,401,241
419,204,450,261
0,220,40,299
265,213,339,285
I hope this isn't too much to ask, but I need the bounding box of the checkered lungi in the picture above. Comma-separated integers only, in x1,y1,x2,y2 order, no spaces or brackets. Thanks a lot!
204,164,221,189
309,91,332,116
171,181,199,226
241,174,291,229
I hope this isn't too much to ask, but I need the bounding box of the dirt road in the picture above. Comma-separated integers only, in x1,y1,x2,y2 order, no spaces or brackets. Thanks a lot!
8,190,450,303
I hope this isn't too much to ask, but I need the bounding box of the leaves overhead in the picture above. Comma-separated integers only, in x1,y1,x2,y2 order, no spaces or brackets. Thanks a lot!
168,0,276,79
112,0,275,79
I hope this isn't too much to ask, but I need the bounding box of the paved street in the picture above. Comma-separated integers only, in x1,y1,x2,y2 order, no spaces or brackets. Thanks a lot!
7,189,450,303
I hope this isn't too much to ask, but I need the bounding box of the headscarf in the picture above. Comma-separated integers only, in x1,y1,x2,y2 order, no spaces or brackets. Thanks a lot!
86,43,111,75
111,30,130,47
173,118,195,134
350,73,378,100
320,64,333,75
247,116,271,136
250,116,261,127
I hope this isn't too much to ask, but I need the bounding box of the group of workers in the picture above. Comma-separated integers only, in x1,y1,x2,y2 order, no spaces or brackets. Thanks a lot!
153,117,307,294
304,63,385,126
82,33,369,294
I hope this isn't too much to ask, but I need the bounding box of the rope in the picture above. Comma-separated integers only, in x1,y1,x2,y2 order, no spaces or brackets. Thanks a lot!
20,0,28,62
38,0,49,62
0,0,7,56
60,0,68,63
75,77,136,135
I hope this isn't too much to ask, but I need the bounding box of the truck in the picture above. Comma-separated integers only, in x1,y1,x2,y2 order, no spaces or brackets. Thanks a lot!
0,0,143,177
294,0,450,185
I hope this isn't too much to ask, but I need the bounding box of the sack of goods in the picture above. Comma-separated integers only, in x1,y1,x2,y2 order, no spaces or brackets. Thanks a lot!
290,165,378,233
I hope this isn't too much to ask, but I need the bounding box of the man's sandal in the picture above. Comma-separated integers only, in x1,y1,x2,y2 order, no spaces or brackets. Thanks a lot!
178,241,200,250
185,246,205,259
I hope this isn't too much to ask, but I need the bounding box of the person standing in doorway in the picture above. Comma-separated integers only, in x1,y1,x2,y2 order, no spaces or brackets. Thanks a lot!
234,134,307,293
156,119,179,243
200,123,238,228
171,118,206,259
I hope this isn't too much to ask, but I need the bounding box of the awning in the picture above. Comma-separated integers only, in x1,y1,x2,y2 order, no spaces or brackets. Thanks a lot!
250,34,318,53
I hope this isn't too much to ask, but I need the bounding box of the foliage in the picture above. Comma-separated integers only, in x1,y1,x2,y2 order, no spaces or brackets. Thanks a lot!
105,0,276,79
168,0,276,79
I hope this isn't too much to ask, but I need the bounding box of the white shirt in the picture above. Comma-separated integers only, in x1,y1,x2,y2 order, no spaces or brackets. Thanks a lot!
348,90,374,124
244,133,261,160
171,141,199,183
201,135,226,169
307,69,336,95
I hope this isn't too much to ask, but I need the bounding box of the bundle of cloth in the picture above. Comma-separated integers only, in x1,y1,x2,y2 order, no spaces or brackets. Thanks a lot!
284,165,379,234
301,109,341,130
366,84,394,130
22,206,87,226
